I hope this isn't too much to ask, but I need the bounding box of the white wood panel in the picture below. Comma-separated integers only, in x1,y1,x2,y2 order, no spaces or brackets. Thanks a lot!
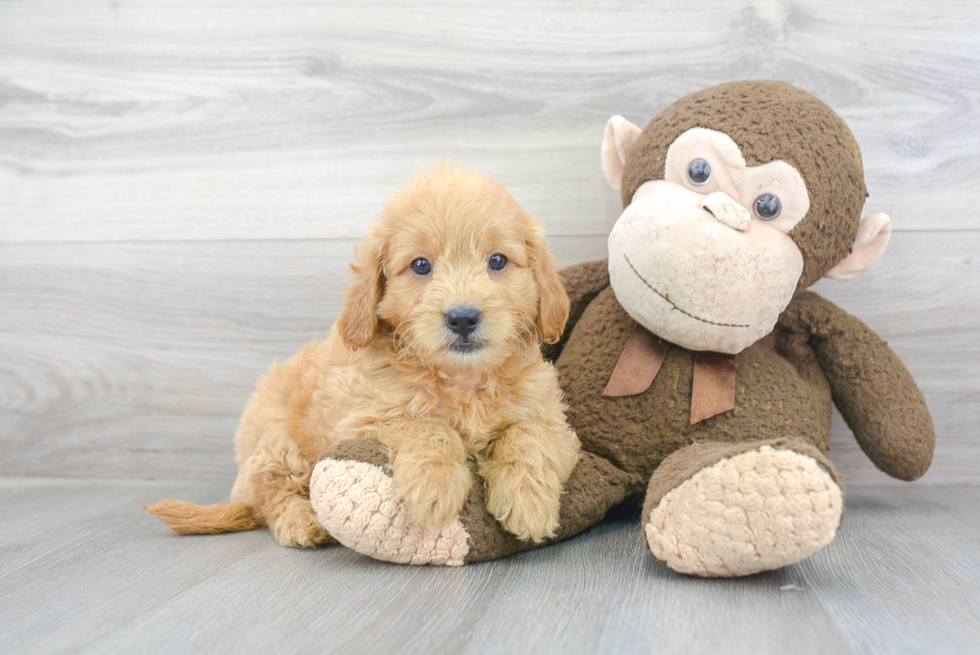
0,0,977,484
0,236,606,479
0,232,974,483
1,0,979,243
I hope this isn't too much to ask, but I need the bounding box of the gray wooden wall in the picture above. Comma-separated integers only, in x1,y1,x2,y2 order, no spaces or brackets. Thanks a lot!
1,0,977,485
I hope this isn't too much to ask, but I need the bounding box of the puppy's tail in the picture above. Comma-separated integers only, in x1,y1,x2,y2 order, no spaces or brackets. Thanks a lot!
143,500,262,535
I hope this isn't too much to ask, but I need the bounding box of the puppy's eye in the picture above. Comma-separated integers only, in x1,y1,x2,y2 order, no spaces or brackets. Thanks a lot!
688,159,711,186
488,253,508,271
753,194,782,221
410,258,432,276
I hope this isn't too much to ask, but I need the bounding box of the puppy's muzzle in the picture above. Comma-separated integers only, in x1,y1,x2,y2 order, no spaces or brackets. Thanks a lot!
445,306,484,352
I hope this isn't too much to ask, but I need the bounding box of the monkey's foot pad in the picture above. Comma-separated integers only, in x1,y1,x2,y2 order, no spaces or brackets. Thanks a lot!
310,458,470,566
645,446,843,577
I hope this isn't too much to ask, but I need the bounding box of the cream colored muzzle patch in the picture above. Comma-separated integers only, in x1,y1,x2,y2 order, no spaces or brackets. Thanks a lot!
608,181,804,354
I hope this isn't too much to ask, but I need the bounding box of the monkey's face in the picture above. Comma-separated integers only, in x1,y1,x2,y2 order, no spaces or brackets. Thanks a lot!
603,81,889,354
607,128,810,354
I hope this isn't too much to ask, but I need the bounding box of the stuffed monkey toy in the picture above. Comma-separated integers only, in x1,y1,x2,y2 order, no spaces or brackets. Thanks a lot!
310,80,935,576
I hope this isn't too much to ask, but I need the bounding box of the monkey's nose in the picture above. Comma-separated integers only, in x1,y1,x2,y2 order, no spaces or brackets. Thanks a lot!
701,192,751,231
445,307,482,337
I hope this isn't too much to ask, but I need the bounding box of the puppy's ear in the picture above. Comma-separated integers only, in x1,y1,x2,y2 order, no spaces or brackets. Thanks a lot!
337,231,386,350
527,221,570,344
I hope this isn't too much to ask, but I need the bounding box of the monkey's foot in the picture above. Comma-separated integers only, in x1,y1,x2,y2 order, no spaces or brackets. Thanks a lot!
643,440,844,577
309,439,470,566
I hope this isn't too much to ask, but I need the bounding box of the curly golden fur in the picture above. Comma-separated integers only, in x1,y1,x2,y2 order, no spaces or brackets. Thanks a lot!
145,165,580,547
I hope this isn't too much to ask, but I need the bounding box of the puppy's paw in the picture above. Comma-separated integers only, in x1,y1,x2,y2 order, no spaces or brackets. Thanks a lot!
395,460,472,530
272,496,334,548
485,470,561,543
480,422,577,543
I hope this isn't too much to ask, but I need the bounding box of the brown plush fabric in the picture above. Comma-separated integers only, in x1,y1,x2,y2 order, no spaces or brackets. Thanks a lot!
542,259,611,362
555,276,834,480
320,437,392,473
620,80,867,291
780,292,936,480
461,451,641,564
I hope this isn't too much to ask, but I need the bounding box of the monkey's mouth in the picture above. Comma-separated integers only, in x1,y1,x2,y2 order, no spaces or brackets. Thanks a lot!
622,254,749,329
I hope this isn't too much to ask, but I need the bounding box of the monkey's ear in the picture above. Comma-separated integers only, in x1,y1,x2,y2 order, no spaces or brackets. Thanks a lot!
337,232,386,350
825,213,892,281
601,115,643,192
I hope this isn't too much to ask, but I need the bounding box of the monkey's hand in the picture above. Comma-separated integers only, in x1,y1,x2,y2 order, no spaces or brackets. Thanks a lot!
781,291,935,481
543,259,611,361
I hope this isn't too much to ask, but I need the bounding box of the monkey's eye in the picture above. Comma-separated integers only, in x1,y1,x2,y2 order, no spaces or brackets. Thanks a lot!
753,194,782,221
488,253,508,271
410,258,432,276
687,159,711,186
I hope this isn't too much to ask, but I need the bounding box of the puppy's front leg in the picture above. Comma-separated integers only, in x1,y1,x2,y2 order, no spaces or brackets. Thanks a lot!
385,420,472,530
480,422,580,543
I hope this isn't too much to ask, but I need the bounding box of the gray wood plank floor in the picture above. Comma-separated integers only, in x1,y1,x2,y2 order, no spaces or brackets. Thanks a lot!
1,478,978,655
1,0,978,484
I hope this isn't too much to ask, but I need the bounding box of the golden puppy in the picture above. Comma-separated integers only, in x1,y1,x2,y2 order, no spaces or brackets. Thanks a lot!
145,165,580,547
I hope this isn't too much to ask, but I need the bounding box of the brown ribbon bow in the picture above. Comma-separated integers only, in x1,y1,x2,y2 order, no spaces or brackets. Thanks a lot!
602,323,736,424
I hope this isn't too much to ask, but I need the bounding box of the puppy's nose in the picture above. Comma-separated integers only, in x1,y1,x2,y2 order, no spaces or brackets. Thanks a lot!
445,307,481,337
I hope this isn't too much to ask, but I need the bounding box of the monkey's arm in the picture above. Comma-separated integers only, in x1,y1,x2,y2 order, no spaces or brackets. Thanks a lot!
781,291,935,481
542,259,610,362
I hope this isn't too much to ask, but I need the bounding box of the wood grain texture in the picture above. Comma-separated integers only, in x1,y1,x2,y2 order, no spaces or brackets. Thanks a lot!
1,0,978,483
1,0,980,242
1,232,974,483
1,479,978,654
